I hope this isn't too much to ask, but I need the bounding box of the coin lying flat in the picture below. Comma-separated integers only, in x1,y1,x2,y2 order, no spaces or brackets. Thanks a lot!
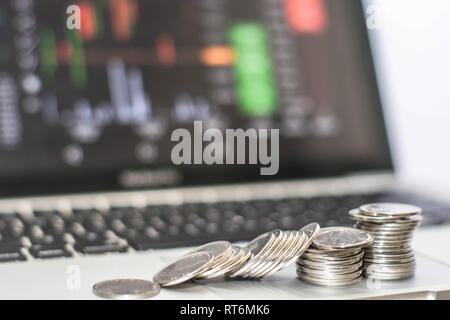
297,272,362,286
350,209,423,223
305,247,362,257
313,227,373,250
302,250,364,264
298,267,363,280
298,259,363,272
93,279,160,299
360,203,421,217
153,252,213,286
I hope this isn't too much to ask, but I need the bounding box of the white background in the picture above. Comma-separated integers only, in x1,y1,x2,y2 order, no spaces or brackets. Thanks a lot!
363,0,450,198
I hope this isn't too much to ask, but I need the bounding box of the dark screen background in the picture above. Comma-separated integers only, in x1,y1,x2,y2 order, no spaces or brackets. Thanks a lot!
0,0,391,196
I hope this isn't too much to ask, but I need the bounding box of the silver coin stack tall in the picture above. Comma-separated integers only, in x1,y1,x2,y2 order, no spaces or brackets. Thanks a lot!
296,227,373,286
349,203,423,280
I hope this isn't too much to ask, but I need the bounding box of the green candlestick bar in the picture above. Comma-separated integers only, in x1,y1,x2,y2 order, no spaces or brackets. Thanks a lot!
67,29,87,88
39,28,58,80
228,23,278,117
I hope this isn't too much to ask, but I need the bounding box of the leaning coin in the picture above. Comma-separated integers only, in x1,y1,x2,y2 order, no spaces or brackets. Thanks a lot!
359,203,421,217
188,241,232,265
300,223,320,247
275,231,309,271
153,252,213,287
93,279,160,299
197,246,249,279
196,246,241,279
312,227,373,250
228,230,278,277
247,231,293,278
243,230,289,278
257,231,306,278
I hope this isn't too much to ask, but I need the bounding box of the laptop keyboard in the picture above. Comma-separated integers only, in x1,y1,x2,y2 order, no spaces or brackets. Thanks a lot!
0,191,449,262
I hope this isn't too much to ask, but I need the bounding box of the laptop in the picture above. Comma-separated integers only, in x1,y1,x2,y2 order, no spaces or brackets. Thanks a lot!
0,0,449,299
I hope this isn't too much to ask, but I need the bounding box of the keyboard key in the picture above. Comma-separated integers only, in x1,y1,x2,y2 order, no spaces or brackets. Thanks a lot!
0,241,26,262
29,243,72,259
74,238,127,255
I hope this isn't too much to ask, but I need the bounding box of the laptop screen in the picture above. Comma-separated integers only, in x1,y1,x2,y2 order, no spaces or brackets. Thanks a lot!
0,0,391,196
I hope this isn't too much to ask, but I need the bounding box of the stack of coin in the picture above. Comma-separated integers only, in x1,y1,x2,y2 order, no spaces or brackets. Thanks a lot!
349,203,422,280
296,227,373,286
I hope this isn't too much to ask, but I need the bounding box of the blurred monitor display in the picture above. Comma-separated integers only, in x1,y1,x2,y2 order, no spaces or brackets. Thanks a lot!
0,0,391,195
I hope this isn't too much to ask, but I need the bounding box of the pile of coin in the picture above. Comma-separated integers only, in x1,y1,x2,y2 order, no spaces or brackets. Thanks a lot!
349,203,422,280
153,223,320,287
296,227,373,286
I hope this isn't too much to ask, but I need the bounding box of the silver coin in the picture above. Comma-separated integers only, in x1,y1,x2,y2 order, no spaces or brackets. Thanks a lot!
371,234,414,242
371,239,412,246
92,279,160,299
153,252,213,286
275,231,309,271
198,246,251,279
371,241,411,248
298,259,363,272
366,247,412,255
364,264,416,274
197,246,240,279
297,272,362,286
249,231,295,278
305,247,362,257
300,222,320,245
241,230,286,278
259,231,306,278
356,225,417,235
349,209,422,223
228,230,277,277
297,263,363,276
244,230,289,278
225,248,253,278
364,265,416,273
298,267,363,280
312,227,373,250
355,221,420,230
188,241,232,267
302,251,364,264
364,260,416,268
365,250,414,259
360,203,421,217
363,270,415,280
